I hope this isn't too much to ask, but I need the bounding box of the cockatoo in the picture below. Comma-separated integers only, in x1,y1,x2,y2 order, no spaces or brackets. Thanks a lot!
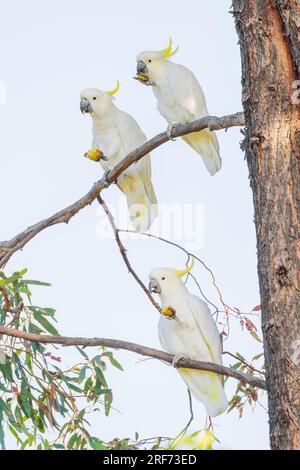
80,82,158,232
136,39,221,176
149,259,228,417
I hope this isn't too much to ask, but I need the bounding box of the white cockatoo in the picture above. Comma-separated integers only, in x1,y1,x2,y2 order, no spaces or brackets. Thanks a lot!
149,259,228,417
80,82,158,232
136,39,221,176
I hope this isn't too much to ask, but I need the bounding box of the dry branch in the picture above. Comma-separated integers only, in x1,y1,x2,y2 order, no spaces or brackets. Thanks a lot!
0,325,265,390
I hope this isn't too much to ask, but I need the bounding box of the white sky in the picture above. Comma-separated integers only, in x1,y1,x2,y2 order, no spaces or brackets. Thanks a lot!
0,0,269,449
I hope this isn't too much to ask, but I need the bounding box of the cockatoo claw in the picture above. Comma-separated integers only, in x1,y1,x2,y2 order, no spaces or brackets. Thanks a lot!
161,306,176,318
172,352,189,368
166,123,177,141
102,170,112,188
84,149,108,162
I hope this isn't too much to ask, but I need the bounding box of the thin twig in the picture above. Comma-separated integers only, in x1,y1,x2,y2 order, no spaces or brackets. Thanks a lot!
96,195,161,314
0,326,266,390
0,112,245,268
119,229,235,330
223,350,264,376
184,389,194,432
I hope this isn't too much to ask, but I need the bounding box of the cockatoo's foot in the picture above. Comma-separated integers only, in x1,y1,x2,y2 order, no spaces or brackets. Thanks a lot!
166,123,178,141
161,305,176,318
102,170,112,188
84,149,108,162
172,352,189,368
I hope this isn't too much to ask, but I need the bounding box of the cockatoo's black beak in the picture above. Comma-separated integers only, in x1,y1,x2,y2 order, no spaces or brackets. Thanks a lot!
80,98,93,114
136,60,148,74
149,279,161,294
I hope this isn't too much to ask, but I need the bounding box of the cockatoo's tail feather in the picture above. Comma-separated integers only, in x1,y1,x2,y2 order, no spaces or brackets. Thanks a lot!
182,129,221,176
179,369,228,417
117,174,157,232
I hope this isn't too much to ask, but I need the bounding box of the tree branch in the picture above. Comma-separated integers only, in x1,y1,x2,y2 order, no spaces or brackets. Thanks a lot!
0,112,244,268
0,325,266,390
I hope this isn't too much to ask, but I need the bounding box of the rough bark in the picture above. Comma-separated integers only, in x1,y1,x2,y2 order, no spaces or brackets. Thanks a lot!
233,0,300,450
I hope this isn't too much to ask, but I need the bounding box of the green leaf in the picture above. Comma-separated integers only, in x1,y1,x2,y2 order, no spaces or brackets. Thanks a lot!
93,356,107,371
84,377,93,394
80,437,87,450
67,433,78,449
66,382,83,394
95,367,107,387
235,352,246,361
31,309,59,336
0,361,13,382
0,269,28,286
104,391,113,416
104,352,124,371
23,280,51,287
89,437,107,450
231,362,242,370
252,353,264,361
0,381,11,393
250,330,262,343
18,381,33,418
0,425,5,449
0,308,5,324
76,346,89,360
9,425,23,444
53,443,65,449
0,397,9,414
28,306,55,317
78,366,88,383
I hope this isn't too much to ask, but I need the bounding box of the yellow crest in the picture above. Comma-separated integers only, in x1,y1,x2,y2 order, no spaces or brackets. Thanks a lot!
161,38,179,59
105,80,120,96
175,258,195,278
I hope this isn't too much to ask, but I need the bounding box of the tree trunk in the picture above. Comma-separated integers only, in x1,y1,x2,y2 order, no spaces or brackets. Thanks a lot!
233,0,300,450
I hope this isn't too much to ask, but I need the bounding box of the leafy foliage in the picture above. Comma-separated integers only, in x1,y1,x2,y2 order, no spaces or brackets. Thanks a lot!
227,352,265,417
0,268,266,450
0,269,129,450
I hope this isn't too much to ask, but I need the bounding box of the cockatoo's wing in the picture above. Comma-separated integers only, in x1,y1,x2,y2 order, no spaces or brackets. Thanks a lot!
116,111,158,231
157,295,227,416
167,64,209,119
187,294,223,365
117,111,147,153
178,294,227,417
166,63,222,176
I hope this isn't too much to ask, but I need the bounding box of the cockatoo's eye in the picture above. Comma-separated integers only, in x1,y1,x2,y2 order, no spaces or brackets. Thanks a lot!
148,60,152,63
93,97,97,100
161,277,165,280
